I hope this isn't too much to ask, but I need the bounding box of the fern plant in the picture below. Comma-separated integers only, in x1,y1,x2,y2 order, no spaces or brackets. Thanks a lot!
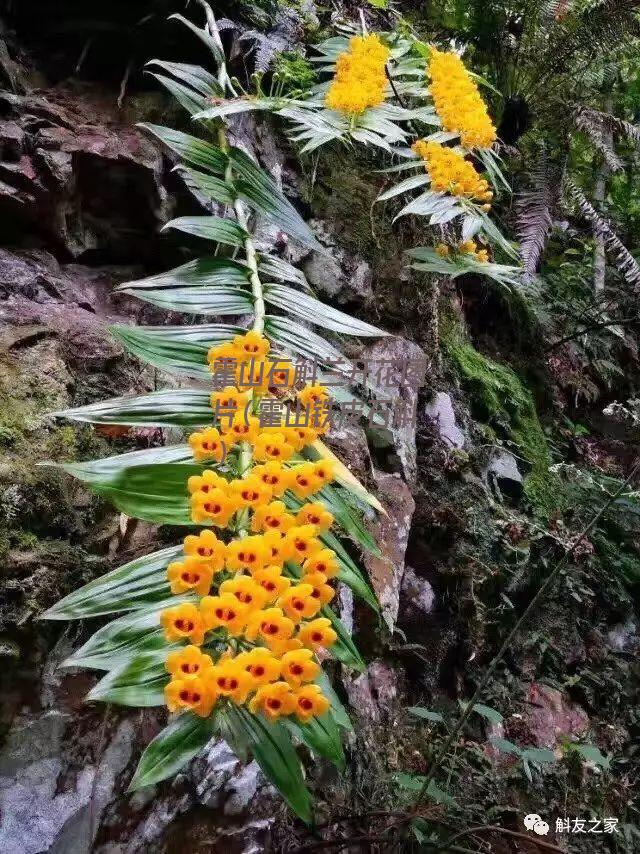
43,5,387,822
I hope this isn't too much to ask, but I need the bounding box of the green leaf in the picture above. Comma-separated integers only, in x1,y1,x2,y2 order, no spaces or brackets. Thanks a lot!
116,258,251,317
521,747,557,765
167,14,224,63
54,390,212,427
377,173,430,201
393,774,457,806
119,257,250,290
408,707,445,724
149,72,208,116
64,600,184,671
111,323,242,376
146,60,221,99
322,603,365,671
225,705,313,823
193,97,275,119
476,210,520,260
43,545,179,619
138,123,226,173
315,672,352,731
88,654,169,706
264,284,387,337
489,737,522,756
285,712,345,769
179,167,235,205
117,285,252,317
229,146,323,252
408,247,521,288
467,702,503,724
307,439,384,514
163,216,248,248
318,484,380,556
572,743,611,770
59,460,199,525
128,711,217,791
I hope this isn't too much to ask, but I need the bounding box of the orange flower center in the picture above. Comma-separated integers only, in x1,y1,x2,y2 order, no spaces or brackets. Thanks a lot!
181,571,201,584
181,662,199,674
311,632,323,642
197,546,214,557
299,698,313,711
262,621,279,635
290,663,304,675
267,698,281,710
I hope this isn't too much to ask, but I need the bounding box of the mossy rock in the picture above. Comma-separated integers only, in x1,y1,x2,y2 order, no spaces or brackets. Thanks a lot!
444,336,562,516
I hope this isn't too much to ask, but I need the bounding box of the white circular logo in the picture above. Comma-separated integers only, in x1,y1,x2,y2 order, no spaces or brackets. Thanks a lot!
524,814,549,835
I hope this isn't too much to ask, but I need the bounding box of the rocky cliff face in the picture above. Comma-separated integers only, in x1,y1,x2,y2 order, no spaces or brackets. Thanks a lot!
1,6,637,853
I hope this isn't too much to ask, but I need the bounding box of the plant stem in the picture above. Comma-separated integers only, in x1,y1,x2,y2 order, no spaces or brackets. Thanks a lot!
411,458,640,809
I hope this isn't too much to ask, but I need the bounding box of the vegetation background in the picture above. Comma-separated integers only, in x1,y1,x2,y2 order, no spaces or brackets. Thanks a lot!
0,0,638,851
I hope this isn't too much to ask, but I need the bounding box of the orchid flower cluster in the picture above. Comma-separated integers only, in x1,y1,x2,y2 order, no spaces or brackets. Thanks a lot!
325,33,391,115
160,330,341,724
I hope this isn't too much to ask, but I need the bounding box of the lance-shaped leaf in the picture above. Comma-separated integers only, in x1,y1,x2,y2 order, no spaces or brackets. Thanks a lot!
146,60,221,99
229,146,323,252
265,316,354,372
117,285,253,317
128,712,218,791
53,389,212,428
43,545,179,619
323,603,365,670
193,97,278,119
178,166,236,205
57,460,200,525
149,72,209,117
316,672,352,731
225,705,312,824
285,712,345,769
88,654,170,707
138,123,227,173
377,173,431,202
168,13,224,62
111,323,243,377
118,258,250,291
63,600,185,671
163,216,248,248
264,284,386,337
310,439,384,514
407,247,522,288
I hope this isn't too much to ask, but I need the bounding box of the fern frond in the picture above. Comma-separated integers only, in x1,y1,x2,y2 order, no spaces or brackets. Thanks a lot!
566,177,640,288
515,155,563,278
575,104,640,148
574,106,624,171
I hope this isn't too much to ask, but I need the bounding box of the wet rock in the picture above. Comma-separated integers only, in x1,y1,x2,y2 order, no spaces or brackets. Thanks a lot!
425,391,466,448
485,448,523,499
303,219,373,304
606,618,639,653
524,683,589,749
364,336,427,484
0,88,168,258
364,471,415,631
343,660,398,725
400,565,436,620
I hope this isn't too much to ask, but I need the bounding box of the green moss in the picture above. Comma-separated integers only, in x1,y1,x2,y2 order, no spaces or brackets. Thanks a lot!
271,51,316,95
444,333,562,516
